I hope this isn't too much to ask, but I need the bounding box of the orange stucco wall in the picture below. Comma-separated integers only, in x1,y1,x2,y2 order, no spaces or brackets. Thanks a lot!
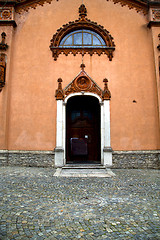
0,0,159,151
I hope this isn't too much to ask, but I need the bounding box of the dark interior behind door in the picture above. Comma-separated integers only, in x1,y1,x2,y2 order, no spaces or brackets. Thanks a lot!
66,96,100,164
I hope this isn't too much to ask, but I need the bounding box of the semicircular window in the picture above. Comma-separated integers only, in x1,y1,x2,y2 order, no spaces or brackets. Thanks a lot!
59,29,106,48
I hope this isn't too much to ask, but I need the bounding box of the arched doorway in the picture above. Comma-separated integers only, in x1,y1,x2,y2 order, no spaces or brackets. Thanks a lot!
66,96,101,164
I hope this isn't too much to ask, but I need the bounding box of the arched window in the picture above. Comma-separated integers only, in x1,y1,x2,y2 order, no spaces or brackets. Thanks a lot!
59,29,106,48
50,4,115,61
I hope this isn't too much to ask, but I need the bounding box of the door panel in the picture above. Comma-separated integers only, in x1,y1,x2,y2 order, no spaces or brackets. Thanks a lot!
66,96,100,164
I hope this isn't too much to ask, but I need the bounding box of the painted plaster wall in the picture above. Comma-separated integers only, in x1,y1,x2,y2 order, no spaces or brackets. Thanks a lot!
1,0,159,151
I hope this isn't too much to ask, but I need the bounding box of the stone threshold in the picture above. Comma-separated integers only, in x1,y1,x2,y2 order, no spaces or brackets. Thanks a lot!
63,164,106,169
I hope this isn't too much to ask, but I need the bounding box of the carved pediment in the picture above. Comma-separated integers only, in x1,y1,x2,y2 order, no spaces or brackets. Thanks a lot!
55,64,111,101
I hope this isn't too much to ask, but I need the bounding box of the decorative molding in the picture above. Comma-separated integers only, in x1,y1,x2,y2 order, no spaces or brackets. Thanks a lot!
55,78,64,100
0,53,6,92
64,72,102,99
15,0,53,14
0,32,8,51
148,21,160,28
0,20,17,27
0,7,14,20
50,4,115,61
152,9,160,21
102,78,111,100
12,0,149,15
55,64,111,101
0,6,16,27
106,0,148,15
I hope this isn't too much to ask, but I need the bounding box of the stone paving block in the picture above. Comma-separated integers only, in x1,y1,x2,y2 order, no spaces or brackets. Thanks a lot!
0,167,159,239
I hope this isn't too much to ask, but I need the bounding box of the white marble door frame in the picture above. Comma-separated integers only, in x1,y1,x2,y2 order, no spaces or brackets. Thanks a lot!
54,92,112,167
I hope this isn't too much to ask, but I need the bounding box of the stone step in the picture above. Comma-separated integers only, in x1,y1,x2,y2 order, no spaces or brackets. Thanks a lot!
62,164,106,169
54,166,115,177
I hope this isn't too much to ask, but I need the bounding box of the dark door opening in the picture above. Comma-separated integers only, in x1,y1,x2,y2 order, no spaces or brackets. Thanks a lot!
66,96,101,164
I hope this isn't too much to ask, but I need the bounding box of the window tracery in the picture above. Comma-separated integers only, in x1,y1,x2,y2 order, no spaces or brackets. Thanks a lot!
59,29,106,48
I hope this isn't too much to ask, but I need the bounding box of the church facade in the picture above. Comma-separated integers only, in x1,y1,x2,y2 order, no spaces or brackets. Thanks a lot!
0,0,160,168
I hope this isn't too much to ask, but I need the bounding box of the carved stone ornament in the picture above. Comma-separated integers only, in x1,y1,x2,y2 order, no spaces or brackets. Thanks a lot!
106,0,148,15
102,78,111,100
50,4,115,61
152,10,160,21
0,54,6,92
55,64,111,101
0,7,13,20
55,78,64,100
13,0,148,15
0,32,8,51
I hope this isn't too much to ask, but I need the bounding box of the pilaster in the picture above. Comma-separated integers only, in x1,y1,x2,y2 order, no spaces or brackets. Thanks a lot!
0,2,17,150
148,2,160,148
103,100,112,167
54,99,65,167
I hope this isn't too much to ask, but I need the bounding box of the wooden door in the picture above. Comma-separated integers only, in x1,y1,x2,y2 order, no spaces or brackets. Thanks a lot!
66,96,100,164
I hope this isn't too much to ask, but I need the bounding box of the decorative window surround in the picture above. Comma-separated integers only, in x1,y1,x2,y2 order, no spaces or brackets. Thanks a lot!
50,4,115,61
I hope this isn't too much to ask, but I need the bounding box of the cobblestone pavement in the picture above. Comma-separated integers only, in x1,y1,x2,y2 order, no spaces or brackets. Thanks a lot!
0,167,159,240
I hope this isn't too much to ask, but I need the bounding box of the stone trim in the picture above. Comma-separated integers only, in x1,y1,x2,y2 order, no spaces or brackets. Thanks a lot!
0,150,55,167
112,150,160,169
0,150,159,169
0,20,17,27
147,21,160,28
54,92,112,167
113,150,160,154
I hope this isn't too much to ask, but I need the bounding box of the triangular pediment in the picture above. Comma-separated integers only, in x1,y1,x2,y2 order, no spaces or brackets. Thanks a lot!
64,68,103,99
55,64,111,101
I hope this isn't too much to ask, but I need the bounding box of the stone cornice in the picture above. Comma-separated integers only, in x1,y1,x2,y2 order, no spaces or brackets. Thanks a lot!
0,20,17,27
147,21,160,28
0,0,156,15
106,0,148,15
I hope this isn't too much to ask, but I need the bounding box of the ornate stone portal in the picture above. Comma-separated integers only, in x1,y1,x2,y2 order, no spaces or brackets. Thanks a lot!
54,64,112,167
